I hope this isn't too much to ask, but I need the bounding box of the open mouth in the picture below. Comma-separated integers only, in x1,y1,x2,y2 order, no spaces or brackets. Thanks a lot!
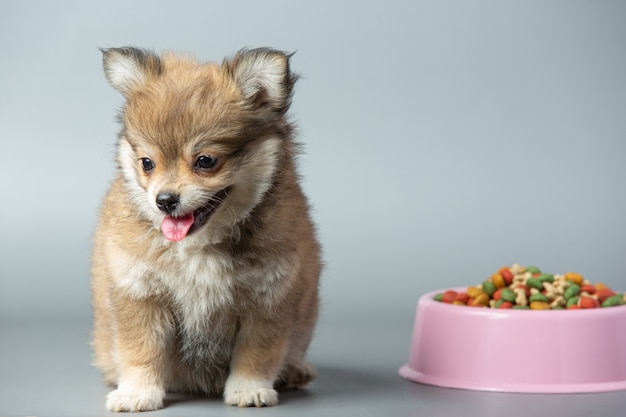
160,188,230,242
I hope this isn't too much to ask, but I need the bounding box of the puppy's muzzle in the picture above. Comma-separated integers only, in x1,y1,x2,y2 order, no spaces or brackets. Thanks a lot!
156,192,180,214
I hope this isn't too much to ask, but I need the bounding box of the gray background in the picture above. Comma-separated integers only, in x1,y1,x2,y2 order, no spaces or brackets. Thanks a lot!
1,1,625,416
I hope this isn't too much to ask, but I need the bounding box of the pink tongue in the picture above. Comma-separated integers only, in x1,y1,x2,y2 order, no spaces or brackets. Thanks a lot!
161,213,194,242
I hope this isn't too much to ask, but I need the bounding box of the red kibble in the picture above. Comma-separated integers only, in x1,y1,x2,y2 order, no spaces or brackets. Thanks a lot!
442,290,458,304
500,268,514,285
498,301,513,309
493,288,503,301
455,293,470,304
595,288,616,304
580,284,596,294
568,304,581,310
468,302,486,308
579,297,600,309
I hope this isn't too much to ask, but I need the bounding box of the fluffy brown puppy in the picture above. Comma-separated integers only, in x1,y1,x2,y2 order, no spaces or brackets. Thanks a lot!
91,47,321,412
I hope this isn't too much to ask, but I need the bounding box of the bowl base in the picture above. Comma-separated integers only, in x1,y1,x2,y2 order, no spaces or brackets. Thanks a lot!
399,364,626,394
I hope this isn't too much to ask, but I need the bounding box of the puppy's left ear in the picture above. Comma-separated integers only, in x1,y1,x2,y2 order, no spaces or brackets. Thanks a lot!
224,48,297,113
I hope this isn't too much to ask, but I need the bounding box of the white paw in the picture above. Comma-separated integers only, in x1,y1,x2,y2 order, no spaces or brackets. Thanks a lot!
224,376,278,407
105,385,165,412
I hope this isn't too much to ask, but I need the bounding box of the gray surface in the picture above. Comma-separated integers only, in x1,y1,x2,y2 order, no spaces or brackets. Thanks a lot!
2,319,626,417
1,1,626,416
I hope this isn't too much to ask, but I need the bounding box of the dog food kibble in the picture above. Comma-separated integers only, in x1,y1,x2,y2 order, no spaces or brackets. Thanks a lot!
434,264,626,310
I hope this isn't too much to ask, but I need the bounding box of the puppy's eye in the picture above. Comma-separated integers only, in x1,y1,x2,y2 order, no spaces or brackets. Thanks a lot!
195,155,219,171
140,158,155,173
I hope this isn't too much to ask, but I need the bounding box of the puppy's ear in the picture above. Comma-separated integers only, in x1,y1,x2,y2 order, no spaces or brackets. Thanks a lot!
101,47,162,96
224,48,297,113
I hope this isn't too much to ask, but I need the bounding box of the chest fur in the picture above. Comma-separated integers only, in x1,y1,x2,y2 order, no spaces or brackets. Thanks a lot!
111,239,295,332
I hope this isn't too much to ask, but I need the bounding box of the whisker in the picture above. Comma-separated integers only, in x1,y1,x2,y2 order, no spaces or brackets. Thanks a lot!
212,190,239,222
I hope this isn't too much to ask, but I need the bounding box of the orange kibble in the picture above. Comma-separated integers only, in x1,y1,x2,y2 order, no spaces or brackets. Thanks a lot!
530,301,551,310
472,292,490,307
452,300,466,306
466,287,485,298
564,272,584,286
595,282,609,290
491,273,506,289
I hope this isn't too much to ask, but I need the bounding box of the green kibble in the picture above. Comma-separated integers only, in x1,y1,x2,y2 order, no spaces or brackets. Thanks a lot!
538,273,554,283
526,278,543,290
494,299,504,308
564,283,581,300
526,265,541,274
501,288,517,303
529,293,549,303
482,281,496,297
512,305,530,310
434,293,444,302
566,296,580,308
602,295,625,308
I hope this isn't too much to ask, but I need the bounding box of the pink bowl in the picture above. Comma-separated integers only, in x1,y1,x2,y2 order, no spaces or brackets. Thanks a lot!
399,288,626,393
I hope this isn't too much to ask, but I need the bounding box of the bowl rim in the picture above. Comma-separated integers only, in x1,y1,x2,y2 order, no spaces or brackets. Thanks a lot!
420,287,626,317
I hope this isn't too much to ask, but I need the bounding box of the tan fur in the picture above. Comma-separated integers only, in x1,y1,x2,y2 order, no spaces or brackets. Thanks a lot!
91,47,321,411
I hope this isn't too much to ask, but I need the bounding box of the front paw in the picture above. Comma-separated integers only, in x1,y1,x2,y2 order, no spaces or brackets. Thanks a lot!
224,376,278,407
106,385,165,412
277,361,316,390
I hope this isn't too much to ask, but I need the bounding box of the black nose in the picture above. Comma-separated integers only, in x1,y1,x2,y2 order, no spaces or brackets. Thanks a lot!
156,192,180,214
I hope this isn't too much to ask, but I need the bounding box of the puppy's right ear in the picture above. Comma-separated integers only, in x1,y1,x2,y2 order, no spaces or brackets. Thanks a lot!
101,47,161,96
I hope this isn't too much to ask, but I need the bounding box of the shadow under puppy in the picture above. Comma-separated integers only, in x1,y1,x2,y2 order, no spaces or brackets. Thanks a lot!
91,47,321,412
